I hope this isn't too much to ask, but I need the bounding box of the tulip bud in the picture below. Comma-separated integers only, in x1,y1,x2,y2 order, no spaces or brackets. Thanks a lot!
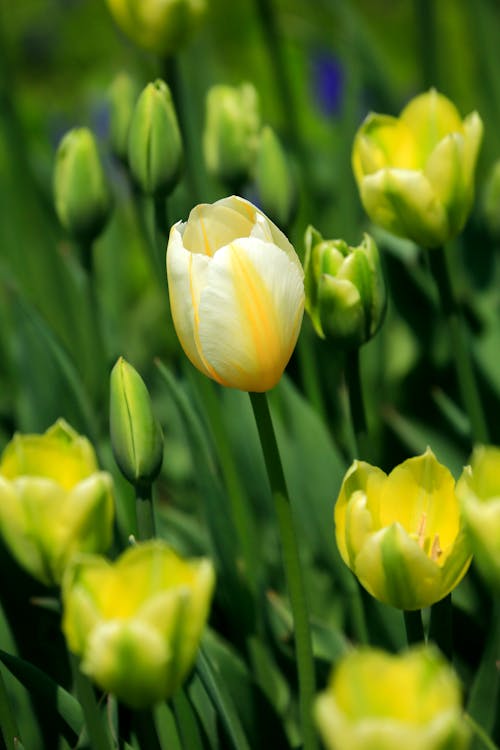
128,79,183,197
255,125,297,230
334,448,472,610
304,227,386,349
167,195,305,392
62,540,215,708
53,128,112,243
352,88,483,248
0,420,114,586
110,357,164,486
108,72,140,163
203,83,260,188
315,646,471,750
105,0,206,56
456,445,500,591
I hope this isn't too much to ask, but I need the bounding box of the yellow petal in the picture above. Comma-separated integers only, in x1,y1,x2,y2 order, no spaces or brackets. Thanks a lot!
400,89,464,160
352,114,418,183
182,197,255,256
197,238,304,391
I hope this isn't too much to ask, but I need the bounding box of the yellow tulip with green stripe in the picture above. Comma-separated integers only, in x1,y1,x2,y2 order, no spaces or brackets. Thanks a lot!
166,195,304,392
352,89,483,248
0,420,114,586
62,541,215,708
334,448,472,610
457,445,500,592
315,646,470,750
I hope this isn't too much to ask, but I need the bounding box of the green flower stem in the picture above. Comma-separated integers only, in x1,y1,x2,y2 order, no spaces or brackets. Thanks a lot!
344,348,370,461
427,245,489,444
249,392,318,750
70,655,113,750
0,667,21,749
172,689,204,750
135,482,156,541
193,375,261,596
404,610,425,646
429,593,452,660
345,577,368,645
465,713,500,750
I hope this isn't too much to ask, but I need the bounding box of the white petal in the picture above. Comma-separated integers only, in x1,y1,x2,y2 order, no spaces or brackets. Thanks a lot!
250,211,302,271
166,222,213,379
182,198,255,256
197,238,304,391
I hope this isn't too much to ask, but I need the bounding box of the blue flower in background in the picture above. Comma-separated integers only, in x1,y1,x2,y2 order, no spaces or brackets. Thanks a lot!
311,52,344,117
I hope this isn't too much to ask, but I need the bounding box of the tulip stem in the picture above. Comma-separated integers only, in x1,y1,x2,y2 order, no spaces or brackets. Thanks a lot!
404,610,425,646
135,482,156,541
249,391,318,750
429,593,452,660
70,655,113,750
465,714,500,750
344,348,370,461
427,245,489,444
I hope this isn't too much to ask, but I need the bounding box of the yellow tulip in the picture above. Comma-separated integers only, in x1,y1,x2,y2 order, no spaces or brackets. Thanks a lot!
166,195,305,392
456,445,500,591
315,646,470,750
352,89,483,248
62,541,215,708
105,0,206,56
0,420,114,586
334,448,471,610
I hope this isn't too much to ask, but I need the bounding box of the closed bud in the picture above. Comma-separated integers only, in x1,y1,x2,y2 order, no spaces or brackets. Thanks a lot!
315,646,470,750
352,88,483,248
110,357,163,486
53,128,112,242
62,541,215,708
304,228,386,349
255,125,296,230
105,0,206,56
335,448,472,610
203,83,260,187
0,420,114,586
108,72,140,163
456,445,500,592
128,79,183,197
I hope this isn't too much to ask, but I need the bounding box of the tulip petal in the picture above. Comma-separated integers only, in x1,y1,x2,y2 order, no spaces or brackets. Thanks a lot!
352,114,418,183
182,198,255,256
424,133,466,233
400,89,463,159
462,111,483,189
197,238,304,391
361,168,448,248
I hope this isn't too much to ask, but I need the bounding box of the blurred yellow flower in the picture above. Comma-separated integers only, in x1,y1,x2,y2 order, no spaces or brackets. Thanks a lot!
62,541,215,708
457,445,500,591
352,89,483,248
166,195,304,392
105,0,206,56
315,645,470,750
0,420,114,586
334,448,471,610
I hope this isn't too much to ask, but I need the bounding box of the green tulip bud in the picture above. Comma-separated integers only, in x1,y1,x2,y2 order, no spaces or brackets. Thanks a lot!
108,72,140,163
203,82,260,187
53,128,112,242
315,645,471,750
0,419,114,586
105,0,206,56
110,357,163,486
456,445,500,592
255,125,296,229
62,540,215,708
304,227,386,349
128,79,183,197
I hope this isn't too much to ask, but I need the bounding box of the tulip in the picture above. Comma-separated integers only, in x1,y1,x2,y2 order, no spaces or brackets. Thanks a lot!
255,125,297,230
334,448,471,610
203,83,260,187
105,0,206,56
108,72,140,163
0,420,114,586
315,645,470,750
304,228,386,348
456,445,500,591
62,540,215,708
352,89,483,248
128,79,183,197
110,357,164,486
53,128,112,243
166,195,305,392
